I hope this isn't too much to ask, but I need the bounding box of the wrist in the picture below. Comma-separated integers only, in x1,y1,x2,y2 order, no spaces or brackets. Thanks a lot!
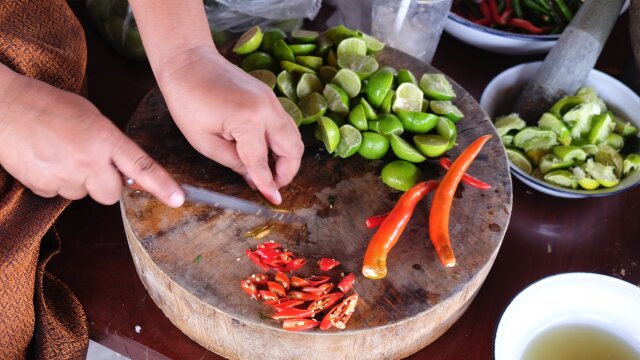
155,44,221,92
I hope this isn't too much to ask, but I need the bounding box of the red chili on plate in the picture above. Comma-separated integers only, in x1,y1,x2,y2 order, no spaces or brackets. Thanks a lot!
317,258,340,271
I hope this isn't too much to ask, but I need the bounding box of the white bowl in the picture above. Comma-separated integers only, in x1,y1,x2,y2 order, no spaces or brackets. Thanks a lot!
444,1,629,55
480,61,640,198
495,273,640,359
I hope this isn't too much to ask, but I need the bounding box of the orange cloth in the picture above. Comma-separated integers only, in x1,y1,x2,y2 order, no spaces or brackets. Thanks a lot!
0,0,89,358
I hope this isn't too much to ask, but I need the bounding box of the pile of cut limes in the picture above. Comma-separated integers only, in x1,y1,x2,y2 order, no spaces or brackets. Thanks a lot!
496,87,640,190
232,25,465,191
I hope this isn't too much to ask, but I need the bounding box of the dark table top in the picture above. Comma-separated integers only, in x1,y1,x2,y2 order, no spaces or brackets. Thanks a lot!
50,3,640,359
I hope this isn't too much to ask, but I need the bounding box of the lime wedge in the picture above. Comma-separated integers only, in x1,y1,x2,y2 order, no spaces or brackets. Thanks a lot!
335,124,363,158
359,32,385,53
241,51,275,72
421,99,430,113
397,69,417,86
563,102,601,139
538,112,571,146
495,113,526,137
295,56,323,71
358,132,389,159
595,144,623,178
381,160,422,191
297,92,328,125
360,98,378,120
379,89,395,114
390,134,426,163
315,34,333,57
325,112,346,127
526,148,550,166
323,83,350,116
261,28,286,53
413,134,448,158
588,113,613,144
276,70,298,102
613,115,638,137
233,26,263,55
370,113,403,136
550,95,584,119
576,87,607,112
337,54,379,80
396,110,438,134
553,146,587,162
623,153,640,175
572,166,600,190
326,50,338,68
248,70,276,89
365,67,394,108
606,133,624,150
296,73,323,100
539,153,573,174
324,25,359,44
581,143,599,156
291,29,319,43
544,170,579,189
436,116,457,150
348,104,368,131
337,37,367,58
280,61,316,75
318,66,338,85
419,73,455,101
289,43,317,55
584,158,619,188
331,69,361,98
278,97,303,126
318,116,340,154
430,101,464,122
506,147,533,174
392,82,424,113
273,39,295,62
502,134,514,146
512,127,558,152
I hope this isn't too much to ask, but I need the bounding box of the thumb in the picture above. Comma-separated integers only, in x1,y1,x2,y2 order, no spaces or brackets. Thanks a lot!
111,133,184,208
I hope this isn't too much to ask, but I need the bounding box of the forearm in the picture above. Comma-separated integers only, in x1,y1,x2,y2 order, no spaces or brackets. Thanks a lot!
128,0,217,87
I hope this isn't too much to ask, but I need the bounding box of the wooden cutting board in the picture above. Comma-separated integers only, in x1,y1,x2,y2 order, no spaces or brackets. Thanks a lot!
120,47,512,360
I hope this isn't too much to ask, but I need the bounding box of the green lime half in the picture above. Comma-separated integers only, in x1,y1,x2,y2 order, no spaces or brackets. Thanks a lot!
390,134,426,163
241,51,275,72
278,97,303,126
296,73,323,100
335,124,363,158
538,112,571,146
379,89,395,114
623,153,640,175
436,116,458,150
337,37,367,58
291,29,319,43
261,28,286,53
553,146,587,162
392,82,424,113
563,102,601,139
495,113,526,137
331,69,361,98
358,132,389,159
430,101,463,122
584,158,619,188
606,133,624,150
544,170,579,189
273,39,295,62
506,147,533,174
248,69,276,89
276,70,298,101
280,61,316,75
572,166,600,190
512,127,558,152
413,134,449,158
337,54,379,80
397,69,417,86
539,153,573,174
381,160,422,191
419,73,455,101
348,104,368,131
290,43,317,55
297,92,328,125
613,115,638,137
588,113,613,144
360,32,385,53
324,25,359,44
318,116,340,154
323,83,350,116
295,56,323,71
233,26,263,55
595,144,624,178
370,113,403,136
318,66,338,85
396,111,438,134
365,67,394,108
360,98,378,120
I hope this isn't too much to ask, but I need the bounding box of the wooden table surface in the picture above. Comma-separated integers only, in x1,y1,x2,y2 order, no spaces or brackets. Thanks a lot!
49,3,640,359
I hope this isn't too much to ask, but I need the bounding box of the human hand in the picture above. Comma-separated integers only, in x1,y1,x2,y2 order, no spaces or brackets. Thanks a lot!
156,45,304,205
0,66,184,207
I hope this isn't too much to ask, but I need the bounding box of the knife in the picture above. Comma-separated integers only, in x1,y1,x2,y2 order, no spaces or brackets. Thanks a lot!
125,178,303,223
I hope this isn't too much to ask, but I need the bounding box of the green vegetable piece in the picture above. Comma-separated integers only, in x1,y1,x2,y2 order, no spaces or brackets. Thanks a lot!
261,28,286,53
360,98,378,120
379,89,395,113
233,26,263,55
241,51,275,72
348,104,368,131
538,112,571,146
501,134,514,146
359,32,385,53
572,166,600,190
563,102,602,139
318,66,338,85
397,69,417,85
273,39,295,62
595,144,624,178
291,29,319,43
550,95,584,119
396,110,438,134
289,43,317,55
419,73,455,101
588,113,613,144
584,158,619,188
581,144,599,156
553,146,587,162
512,127,558,152
276,70,298,102
297,92,327,124
295,56,323,71
369,113,403,136
576,87,607,112
323,83,350,116
280,61,316,75
606,133,624,150
430,101,463,122
324,25,359,45
365,67,394,108
544,170,579,189
623,153,640,175
495,113,526,137
539,153,573,174
436,116,457,150
613,115,639,137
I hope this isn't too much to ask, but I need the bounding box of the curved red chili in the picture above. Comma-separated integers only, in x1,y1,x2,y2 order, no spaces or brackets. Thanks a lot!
362,180,439,279
429,135,492,267
440,157,492,190
337,273,355,293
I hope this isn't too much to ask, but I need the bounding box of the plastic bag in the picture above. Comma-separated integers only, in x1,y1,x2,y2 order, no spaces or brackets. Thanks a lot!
204,2,306,33
325,0,373,33
213,0,321,21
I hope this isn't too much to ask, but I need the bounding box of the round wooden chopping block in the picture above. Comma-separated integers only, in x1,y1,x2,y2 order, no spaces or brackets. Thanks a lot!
120,47,512,360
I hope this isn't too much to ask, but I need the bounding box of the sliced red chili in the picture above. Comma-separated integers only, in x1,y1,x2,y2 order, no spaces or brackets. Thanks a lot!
320,294,359,330
259,290,278,301
272,300,305,311
365,213,388,229
271,308,313,320
290,276,309,287
288,291,320,301
305,275,330,287
267,281,286,298
307,292,344,314
338,273,355,293
274,271,290,290
262,299,281,306
301,283,335,295
256,241,282,250
240,279,258,299
440,158,492,190
245,249,269,271
254,247,282,260
248,273,268,286
317,258,340,271
282,318,320,331
277,252,295,264
285,258,306,272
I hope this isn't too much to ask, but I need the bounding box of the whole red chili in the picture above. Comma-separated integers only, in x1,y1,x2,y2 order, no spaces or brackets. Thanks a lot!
429,135,492,267
362,180,439,279
440,157,492,190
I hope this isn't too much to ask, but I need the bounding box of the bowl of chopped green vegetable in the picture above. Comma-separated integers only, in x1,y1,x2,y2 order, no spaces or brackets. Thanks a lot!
480,61,640,198
444,0,629,55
